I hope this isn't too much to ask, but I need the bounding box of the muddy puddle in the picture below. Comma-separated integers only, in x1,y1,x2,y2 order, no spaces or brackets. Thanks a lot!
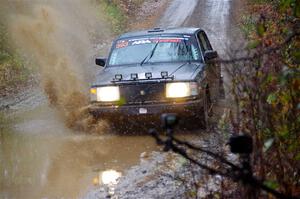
0,104,162,199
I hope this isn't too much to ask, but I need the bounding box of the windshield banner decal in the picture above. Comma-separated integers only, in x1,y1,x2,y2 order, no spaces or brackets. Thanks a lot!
115,37,188,49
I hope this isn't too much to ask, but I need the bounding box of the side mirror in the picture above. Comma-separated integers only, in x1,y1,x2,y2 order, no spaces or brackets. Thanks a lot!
204,50,218,61
95,57,106,67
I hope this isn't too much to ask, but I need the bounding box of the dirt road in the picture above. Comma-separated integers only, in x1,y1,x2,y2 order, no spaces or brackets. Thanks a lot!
85,0,242,198
0,0,242,198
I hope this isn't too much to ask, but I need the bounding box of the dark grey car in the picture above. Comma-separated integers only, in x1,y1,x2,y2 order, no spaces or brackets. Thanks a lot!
89,27,220,129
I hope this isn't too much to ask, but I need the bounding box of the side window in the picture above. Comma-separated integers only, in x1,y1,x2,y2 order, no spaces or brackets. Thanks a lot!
197,31,212,52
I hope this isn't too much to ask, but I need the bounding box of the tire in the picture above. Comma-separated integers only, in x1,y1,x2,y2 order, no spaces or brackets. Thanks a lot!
202,87,213,129
181,87,212,130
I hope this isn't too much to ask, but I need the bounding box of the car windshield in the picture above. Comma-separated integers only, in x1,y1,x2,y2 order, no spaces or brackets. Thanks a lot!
108,35,202,66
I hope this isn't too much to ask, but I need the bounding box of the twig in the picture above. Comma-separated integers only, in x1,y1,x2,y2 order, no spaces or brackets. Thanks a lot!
150,129,298,199
217,31,300,64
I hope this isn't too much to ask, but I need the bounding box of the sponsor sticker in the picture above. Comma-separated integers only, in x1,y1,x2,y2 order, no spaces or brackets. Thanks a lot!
115,37,187,49
116,40,128,48
132,39,151,45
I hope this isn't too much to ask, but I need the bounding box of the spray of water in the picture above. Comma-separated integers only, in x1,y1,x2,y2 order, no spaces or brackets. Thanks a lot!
1,0,112,132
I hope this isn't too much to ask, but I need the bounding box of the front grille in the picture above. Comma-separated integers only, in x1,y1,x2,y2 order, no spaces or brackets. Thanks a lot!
119,83,166,104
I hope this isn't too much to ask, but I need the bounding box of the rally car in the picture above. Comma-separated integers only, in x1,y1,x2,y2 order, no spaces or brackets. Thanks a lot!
89,27,220,129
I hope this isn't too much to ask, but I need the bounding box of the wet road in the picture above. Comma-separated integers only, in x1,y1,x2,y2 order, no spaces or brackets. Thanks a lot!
1,105,158,198
0,0,238,198
158,0,198,27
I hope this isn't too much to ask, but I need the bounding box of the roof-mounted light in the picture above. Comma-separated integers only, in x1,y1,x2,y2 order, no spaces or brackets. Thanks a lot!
145,72,152,79
161,71,168,78
114,74,122,81
131,73,138,80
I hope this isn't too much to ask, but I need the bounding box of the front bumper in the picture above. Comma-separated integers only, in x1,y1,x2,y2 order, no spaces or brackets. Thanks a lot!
89,99,203,119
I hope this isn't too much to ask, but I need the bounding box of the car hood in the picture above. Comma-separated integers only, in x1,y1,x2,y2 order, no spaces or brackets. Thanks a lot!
92,62,204,86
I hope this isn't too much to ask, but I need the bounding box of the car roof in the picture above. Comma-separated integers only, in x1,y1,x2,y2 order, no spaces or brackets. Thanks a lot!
118,27,202,39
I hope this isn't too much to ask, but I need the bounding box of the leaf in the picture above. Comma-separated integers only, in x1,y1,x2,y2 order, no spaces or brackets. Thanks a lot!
278,125,290,139
267,93,277,105
295,153,300,161
288,141,299,152
264,180,279,190
266,74,273,83
263,138,274,153
295,0,300,17
256,23,266,37
280,0,292,12
247,40,260,49
291,49,300,64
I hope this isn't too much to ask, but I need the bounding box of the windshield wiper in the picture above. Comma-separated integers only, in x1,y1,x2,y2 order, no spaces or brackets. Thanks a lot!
168,39,193,78
140,41,159,66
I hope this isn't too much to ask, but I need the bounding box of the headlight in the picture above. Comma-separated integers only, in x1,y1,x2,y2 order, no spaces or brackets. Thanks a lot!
90,86,120,102
166,82,198,98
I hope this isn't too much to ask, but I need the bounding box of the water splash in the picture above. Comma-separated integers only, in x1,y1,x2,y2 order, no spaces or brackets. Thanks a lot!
1,0,112,132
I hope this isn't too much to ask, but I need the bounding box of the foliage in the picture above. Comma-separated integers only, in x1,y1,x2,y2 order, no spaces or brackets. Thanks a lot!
228,0,300,197
97,0,143,34
0,23,30,96
97,0,126,34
